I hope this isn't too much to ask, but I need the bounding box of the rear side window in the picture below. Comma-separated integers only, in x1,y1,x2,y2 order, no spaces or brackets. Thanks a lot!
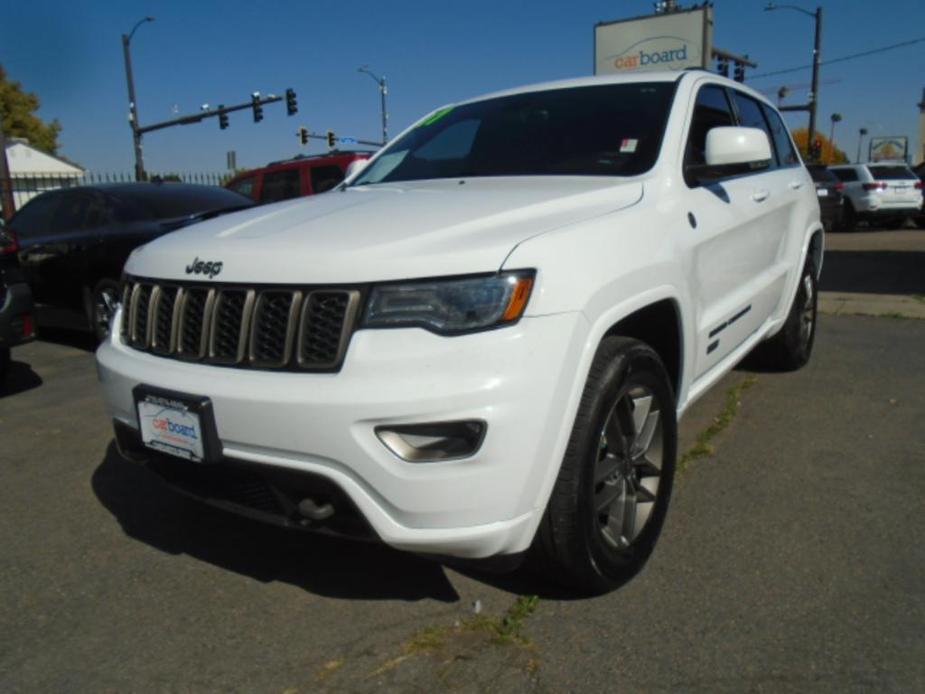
260,169,301,203
807,166,837,183
831,168,858,182
730,91,777,167
760,104,800,167
51,193,89,230
309,165,345,194
9,193,61,238
228,176,256,199
867,165,916,180
685,85,736,171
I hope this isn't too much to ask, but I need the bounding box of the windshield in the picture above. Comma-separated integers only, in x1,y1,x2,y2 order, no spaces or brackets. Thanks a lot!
353,82,677,185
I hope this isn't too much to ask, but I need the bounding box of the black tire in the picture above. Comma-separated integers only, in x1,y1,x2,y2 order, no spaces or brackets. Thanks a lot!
916,217,925,230
755,258,818,371
531,337,677,594
0,347,9,383
839,201,857,232
88,279,121,343
879,216,904,230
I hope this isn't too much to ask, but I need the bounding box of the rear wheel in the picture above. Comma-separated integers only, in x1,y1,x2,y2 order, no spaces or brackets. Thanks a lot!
531,337,677,594
755,258,817,371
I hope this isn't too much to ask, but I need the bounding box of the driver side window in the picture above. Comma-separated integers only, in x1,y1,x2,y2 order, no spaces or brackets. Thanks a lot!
684,85,736,185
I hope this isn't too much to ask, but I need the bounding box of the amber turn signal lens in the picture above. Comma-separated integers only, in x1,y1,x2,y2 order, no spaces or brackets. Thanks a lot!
502,276,534,322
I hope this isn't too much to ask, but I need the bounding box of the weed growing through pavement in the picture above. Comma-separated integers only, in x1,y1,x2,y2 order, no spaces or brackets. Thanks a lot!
678,375,757,474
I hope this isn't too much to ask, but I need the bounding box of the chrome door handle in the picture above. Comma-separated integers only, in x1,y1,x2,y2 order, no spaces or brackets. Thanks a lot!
789,181,804,190
751,190,770,202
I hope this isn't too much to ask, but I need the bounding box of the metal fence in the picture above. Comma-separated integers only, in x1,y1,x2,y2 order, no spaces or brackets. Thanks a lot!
2,171,231,212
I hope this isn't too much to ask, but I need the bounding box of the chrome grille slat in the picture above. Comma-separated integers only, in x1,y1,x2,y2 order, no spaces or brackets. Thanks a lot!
121,280,355,371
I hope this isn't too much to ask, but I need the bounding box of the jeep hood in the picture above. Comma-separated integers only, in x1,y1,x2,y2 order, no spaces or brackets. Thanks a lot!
125,177,643,284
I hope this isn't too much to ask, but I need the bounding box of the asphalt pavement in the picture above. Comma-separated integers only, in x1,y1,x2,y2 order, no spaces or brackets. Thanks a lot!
1,229,923,693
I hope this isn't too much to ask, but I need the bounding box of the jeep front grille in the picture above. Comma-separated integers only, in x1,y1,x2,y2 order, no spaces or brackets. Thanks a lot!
120,279,361,371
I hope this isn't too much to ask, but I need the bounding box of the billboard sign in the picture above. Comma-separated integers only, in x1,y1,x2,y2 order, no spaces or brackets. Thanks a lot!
869,136,908,162
594,7,713,75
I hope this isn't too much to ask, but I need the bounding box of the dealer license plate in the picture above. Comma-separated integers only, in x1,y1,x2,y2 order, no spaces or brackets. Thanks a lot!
137,392,206,462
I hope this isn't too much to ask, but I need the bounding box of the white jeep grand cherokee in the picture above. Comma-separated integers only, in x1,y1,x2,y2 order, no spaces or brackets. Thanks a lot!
97,71,823,593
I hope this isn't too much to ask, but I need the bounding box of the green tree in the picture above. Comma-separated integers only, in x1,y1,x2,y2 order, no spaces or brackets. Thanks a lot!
0,64,61,154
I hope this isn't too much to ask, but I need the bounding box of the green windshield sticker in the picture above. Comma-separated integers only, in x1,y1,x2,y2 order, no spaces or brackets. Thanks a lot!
418,106,454,127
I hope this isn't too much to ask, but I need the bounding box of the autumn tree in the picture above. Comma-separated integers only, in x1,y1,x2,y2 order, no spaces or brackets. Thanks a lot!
0,64,61,154
790,127,849,165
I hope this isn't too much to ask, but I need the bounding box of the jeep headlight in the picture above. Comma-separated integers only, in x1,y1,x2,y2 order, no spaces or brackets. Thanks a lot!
363,271,535,335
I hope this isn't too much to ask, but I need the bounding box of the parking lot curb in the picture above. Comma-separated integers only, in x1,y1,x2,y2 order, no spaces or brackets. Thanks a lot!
819,291,925,319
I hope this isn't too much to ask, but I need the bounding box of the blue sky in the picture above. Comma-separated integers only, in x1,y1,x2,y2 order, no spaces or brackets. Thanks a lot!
2,0,923,172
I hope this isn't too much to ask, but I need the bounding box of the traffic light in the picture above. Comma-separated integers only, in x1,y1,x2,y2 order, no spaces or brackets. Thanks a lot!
285,88,298,116
733,62,745,82
218,106,229,130
251,94,263,123
810,139,823,161
716,57,729,77
299,127,309,145
326,130,336,149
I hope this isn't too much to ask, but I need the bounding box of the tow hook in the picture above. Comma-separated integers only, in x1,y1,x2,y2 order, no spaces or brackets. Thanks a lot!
298,497,335,521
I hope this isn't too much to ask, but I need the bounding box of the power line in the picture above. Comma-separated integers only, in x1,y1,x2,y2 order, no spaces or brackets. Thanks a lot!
748,37,925,80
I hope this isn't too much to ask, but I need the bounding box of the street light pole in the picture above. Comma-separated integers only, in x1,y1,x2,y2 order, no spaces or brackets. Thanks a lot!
122,17,154,181
856,127,868,163
358,66,388,144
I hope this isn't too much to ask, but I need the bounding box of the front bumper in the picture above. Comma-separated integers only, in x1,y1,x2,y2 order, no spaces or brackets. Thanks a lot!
0,280,35,349
97,309,588,558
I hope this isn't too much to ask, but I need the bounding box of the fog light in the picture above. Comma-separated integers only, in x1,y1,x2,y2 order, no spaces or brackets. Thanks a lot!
376,420,486,462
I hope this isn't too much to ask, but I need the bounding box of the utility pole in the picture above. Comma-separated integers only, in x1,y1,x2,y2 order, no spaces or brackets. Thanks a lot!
122,17,155,181
0,124,15,220
766,4,823,160
807,6,823,156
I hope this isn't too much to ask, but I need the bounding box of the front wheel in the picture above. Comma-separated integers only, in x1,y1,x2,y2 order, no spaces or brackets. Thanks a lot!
0,347,9,383
89,279,121,343
531,337,677,594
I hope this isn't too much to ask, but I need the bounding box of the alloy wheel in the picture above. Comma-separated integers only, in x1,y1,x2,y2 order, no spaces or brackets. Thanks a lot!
594,385,663,550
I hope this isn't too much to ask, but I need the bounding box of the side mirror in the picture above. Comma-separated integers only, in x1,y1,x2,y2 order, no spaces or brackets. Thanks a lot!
345,158,370,181
687,126,773,184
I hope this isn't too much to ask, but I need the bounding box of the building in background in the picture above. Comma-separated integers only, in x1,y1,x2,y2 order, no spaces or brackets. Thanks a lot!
3,139,85,208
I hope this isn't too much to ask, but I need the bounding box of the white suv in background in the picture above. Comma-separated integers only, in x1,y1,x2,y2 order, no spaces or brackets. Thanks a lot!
96,71,823,593
829,162,924,230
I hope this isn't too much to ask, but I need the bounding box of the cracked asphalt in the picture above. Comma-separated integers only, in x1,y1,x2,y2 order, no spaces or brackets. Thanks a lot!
2,230,923,693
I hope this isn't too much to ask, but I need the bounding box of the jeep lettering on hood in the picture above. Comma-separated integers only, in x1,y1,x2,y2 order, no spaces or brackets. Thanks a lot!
185,257,223,278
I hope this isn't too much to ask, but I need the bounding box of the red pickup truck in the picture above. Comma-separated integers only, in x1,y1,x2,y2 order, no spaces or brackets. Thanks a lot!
225,151,373,204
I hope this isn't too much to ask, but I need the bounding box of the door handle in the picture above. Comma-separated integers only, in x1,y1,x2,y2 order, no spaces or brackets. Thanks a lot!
751,190,770,202
789,181,804,190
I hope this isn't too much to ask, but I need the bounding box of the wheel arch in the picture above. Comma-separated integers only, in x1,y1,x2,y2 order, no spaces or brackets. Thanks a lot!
601,297,684,403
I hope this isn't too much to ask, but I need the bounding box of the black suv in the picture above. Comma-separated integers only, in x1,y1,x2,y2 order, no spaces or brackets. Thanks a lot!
10,183,252,341
0,219,35,383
